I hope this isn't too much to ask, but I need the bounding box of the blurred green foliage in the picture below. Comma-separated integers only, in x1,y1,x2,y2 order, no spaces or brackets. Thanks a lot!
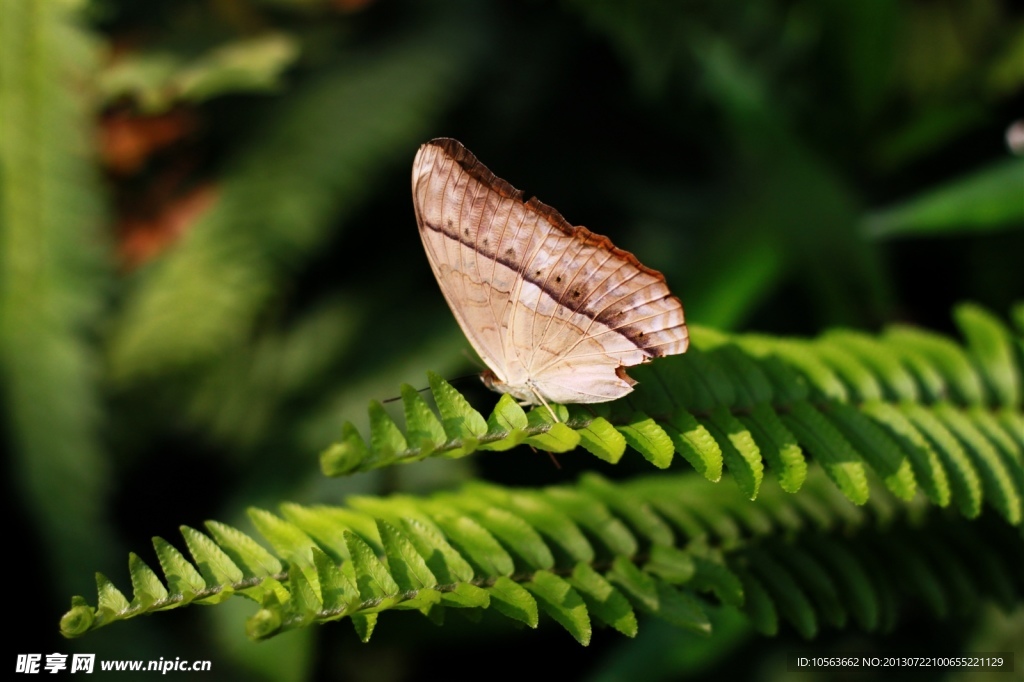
1,0,1022,679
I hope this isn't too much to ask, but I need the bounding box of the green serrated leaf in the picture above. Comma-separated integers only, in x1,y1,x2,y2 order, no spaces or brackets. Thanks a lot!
707,343,775,408
128,553,169,609
204,521,287,605
351,613,377,642
814,342,885,402
739,403,806,493
608,555,659,611
703,407,764,499
524,408,581,452
401,383,447,456
482,394,529,451
472,487,595,564
825,331,920,401
487,393,528,431
377,520,438,592
648,581,711,635
428,371,488,440
524,570,591,645
998,409,1024,451
153,537,206,601
287,565,323,626
688,555,744,607
823,403,917,501
643,494,709,544
663,409,723,481
901,403,982,518
859,402,950,507
488,576,539,627
580,474,674,546
281,503,379,561
400,518,476,583
95,573,131,617
432,515,515,578
439,581,490,609
344,532,400,602
783,402,868,505
544,488,639,557
248,509,317,573
368,400,408,461
934,403,1021,524
567,563,637,637
480,507,556,570
311,547,359,615
617,412,675,468
954,303,1021,408
320,422,370,476
735,339,811,404
684,347,739,408
571,412,627,463
762,339,849,402
969,407,1024,515
181,526,245,587
886,326,986,405
645,544,696,584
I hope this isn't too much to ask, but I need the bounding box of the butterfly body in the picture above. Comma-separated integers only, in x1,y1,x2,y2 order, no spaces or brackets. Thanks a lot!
412,138,688,405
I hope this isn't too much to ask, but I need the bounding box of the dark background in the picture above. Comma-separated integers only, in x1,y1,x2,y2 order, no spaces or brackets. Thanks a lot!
3,0,1022,679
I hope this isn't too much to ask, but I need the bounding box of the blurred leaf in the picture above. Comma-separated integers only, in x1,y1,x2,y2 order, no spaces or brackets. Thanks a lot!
988,22,1024,95
99,33,300,112
691,37,893,326
685,230,785,331
896,0,1000,98
865,159,1024,238
108,20,480,381
872,104,987,171
0,0,115,593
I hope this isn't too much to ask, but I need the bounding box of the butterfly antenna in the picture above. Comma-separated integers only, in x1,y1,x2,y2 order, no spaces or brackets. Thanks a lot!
381,374,481,403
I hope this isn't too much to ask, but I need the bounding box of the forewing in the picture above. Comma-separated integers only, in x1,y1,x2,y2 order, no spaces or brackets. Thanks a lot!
412,138,688,404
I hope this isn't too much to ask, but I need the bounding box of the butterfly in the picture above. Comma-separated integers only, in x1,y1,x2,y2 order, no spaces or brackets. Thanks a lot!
412,138,688,411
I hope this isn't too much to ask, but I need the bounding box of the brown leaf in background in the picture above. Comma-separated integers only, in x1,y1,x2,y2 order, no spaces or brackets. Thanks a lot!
117,182,218,270
100,107,198,174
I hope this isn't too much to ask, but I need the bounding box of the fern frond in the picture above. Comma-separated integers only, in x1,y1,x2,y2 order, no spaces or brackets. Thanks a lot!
0,0,116,590
323,305,1024,521
61,468,1024,642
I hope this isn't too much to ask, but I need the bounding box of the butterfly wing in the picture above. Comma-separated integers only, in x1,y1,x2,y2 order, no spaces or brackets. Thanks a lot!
412,138,688,404
413,139,524,384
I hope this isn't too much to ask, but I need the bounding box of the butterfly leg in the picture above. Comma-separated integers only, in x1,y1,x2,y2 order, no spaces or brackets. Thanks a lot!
528,383,560,423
